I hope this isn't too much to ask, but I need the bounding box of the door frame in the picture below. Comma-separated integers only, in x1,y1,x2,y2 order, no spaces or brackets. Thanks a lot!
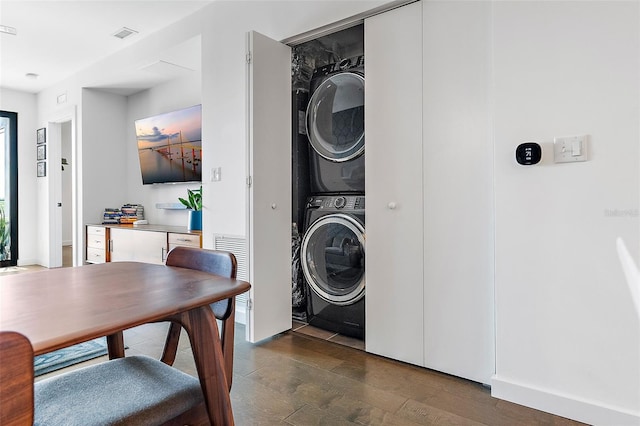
0,111,18,267
46,107,78,267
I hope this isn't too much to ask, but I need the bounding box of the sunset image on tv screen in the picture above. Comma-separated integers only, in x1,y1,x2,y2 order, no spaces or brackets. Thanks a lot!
135,104,202,184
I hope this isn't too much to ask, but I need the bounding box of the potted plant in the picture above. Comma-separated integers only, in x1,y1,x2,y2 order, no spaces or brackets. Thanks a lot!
179,186,202,231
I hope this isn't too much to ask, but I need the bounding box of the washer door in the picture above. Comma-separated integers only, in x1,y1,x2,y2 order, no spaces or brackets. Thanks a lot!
302,213,365,305
306,72,365,163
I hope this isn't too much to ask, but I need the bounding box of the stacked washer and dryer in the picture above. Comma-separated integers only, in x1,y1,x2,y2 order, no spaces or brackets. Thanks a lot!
292,27,366,340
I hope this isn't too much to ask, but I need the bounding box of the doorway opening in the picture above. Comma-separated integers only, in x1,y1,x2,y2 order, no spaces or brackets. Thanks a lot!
46,107,77,269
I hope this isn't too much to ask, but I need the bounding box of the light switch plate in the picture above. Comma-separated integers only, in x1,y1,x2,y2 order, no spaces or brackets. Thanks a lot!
211,167,222,182
554,135,588,163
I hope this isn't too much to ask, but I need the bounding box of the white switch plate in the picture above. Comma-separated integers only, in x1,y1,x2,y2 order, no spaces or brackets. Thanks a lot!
211,167,222,182
554,135,588,163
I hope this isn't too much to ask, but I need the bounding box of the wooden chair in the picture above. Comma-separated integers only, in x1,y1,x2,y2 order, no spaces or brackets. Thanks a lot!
163,247,238,390
0,250,238,425
0,331,209,425
0,331,34,426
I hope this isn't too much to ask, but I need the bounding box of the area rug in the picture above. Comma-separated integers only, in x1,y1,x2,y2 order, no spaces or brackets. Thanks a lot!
34,338,107,376
0,266,27,274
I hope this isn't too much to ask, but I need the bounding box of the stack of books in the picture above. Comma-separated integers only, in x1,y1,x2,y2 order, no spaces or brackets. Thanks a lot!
119,204,144,224
102,208,122,225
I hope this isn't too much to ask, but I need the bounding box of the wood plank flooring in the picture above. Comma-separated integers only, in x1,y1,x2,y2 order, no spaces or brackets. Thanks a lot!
15,259,584,425
121,322,583,425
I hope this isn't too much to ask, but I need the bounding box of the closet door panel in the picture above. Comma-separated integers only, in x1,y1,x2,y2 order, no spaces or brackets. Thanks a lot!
422,1,495,384
246,30,292,343
364,1,424,366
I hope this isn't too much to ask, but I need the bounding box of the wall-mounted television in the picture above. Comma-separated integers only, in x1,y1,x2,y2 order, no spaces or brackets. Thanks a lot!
135,104,202,185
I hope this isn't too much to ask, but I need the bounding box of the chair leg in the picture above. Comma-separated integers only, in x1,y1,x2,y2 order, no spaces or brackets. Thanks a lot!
220,300,236,391
163,300,235,390
161,322,182,366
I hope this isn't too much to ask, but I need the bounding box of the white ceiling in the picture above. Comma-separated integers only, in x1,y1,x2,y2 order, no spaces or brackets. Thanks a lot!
0,0,212,94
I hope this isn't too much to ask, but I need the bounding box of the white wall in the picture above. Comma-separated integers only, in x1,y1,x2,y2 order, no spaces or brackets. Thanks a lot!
0,88,38,265
27,1,385,256
491,2,640,424
200,0,387,244
81,89,129,227
126,73,202,226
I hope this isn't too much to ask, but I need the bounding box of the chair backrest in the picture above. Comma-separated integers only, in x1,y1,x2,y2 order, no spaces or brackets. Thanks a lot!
166,246,237,319
164,247,240,390
0,331,34,425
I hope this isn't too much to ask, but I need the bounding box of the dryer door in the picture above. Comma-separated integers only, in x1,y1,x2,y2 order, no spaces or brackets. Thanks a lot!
301,213,365,305
306,72,365,162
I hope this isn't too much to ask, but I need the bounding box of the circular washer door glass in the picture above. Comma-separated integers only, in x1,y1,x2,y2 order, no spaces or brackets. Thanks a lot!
306,72,365,162
301,214,365,305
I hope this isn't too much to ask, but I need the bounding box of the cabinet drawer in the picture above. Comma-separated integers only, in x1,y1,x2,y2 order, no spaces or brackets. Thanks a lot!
87,226,107,237
168,233,201,248
87,234,106,249
86,247,106,264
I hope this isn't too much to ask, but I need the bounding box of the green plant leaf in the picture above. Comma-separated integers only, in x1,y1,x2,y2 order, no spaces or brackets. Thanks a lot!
178,185,202,211
178,197,192,209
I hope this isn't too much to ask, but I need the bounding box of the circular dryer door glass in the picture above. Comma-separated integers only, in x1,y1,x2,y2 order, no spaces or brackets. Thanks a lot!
302,214,365,305
306,72,365,162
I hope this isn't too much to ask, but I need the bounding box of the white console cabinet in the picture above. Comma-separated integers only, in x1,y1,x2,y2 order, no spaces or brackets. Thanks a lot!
85,224,202,265
86,225,109,264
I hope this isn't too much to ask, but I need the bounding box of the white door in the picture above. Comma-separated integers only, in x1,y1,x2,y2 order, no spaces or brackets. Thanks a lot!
364,1,424,366
422,1,495,384
246,31,292,343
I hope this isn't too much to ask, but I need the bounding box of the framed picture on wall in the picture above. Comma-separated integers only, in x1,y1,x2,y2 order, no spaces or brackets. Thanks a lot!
37,128,46,144
37,161,46,177
37,144,46,161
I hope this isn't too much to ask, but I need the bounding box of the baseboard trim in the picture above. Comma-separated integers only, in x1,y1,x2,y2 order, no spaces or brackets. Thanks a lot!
491,375,640,425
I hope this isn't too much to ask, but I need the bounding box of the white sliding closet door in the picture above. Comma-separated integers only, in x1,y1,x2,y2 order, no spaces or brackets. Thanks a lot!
364,1,424,366
422,1,494,384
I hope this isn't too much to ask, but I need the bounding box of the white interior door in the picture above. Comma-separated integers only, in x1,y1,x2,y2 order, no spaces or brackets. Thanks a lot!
246,31,292,343
422,1,494,384
364,1,424,366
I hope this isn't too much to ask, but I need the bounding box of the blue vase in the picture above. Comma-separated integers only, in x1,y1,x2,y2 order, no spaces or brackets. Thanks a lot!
188,210,202,231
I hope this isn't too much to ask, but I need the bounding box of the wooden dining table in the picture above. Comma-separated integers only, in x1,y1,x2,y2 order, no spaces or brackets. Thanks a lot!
0,261,251,425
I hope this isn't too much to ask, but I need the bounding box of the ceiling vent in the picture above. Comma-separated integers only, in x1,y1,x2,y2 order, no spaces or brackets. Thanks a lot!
112,27,138,40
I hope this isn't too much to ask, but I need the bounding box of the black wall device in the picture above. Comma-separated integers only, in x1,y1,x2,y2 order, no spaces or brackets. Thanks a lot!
516,142,542,165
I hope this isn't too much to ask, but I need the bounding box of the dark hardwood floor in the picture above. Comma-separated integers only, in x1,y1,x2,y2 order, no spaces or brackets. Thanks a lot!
37,321,583,425
11,259,584,425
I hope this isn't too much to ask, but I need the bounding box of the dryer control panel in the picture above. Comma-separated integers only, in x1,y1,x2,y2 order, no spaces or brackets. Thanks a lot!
311,55,365,80
306,195,365,211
